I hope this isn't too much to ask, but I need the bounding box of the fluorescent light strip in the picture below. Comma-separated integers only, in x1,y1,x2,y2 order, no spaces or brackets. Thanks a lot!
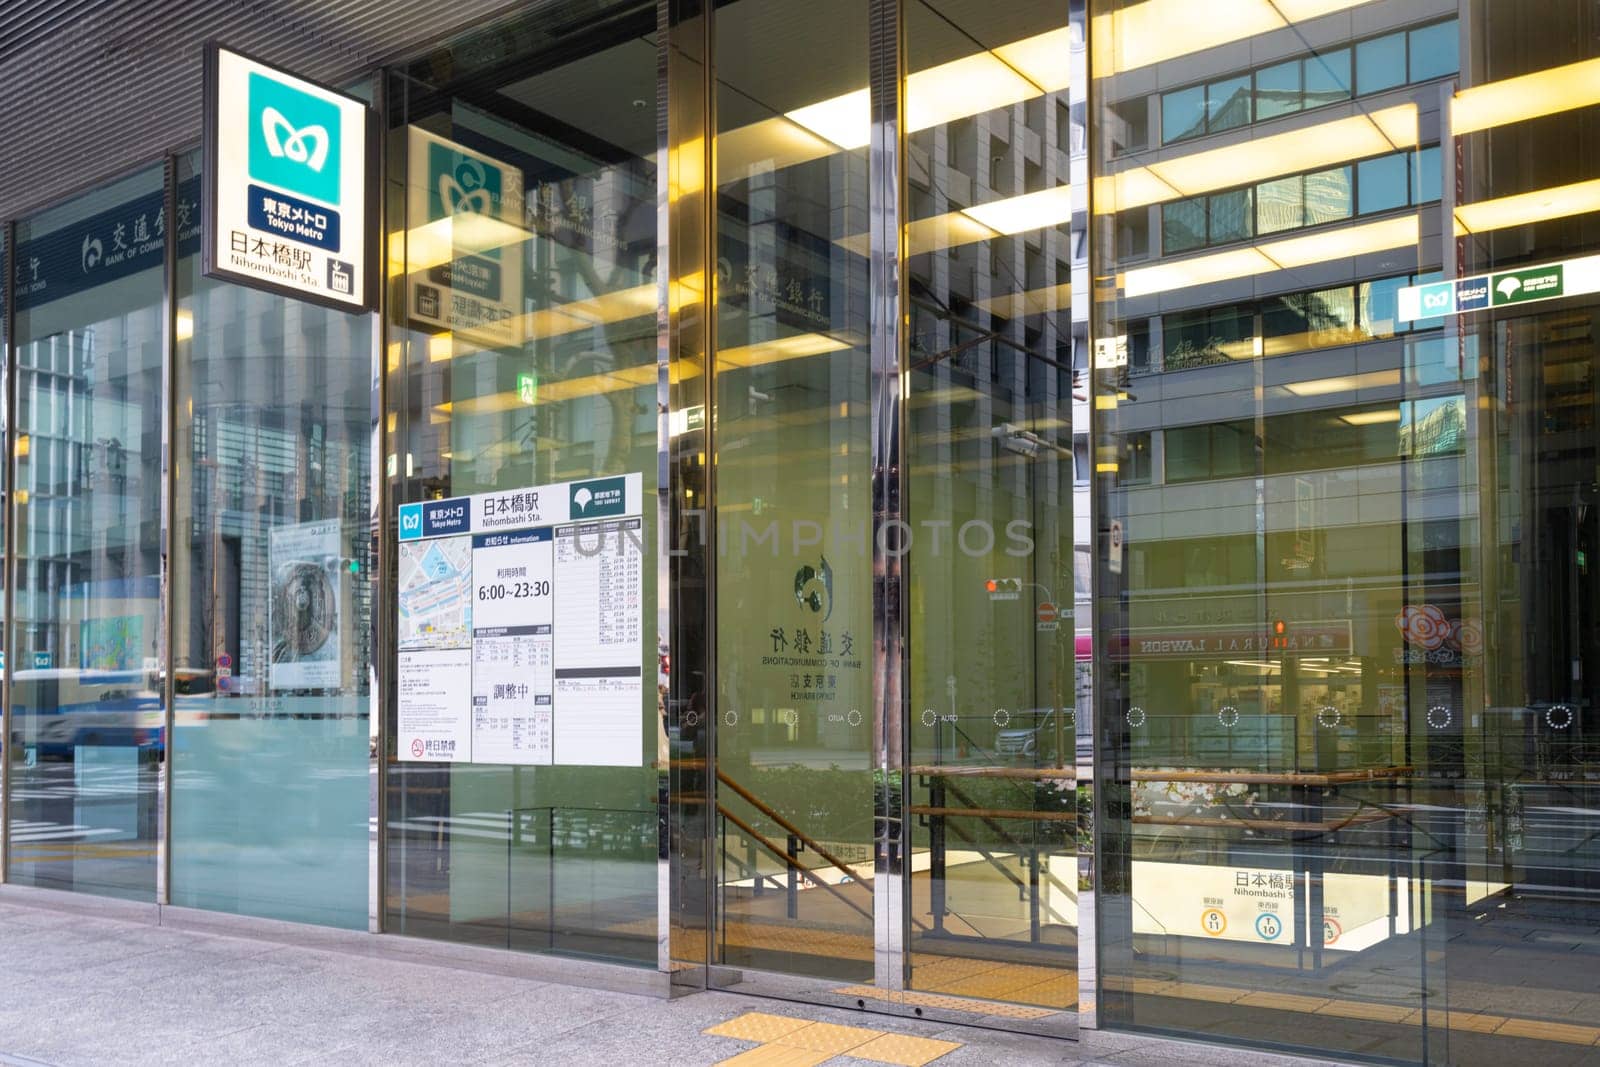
773,23,1071,159
1454,177,1600,236
1090,0,1371,79
1282,369,1401,397
1340,408,1402,425
1453,55,1600,135
1094,105,1417,214
1121,216,1418,298
399,213,533,275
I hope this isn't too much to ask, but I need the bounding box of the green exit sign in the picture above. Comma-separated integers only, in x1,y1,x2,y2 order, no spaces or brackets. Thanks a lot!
516,372,537,405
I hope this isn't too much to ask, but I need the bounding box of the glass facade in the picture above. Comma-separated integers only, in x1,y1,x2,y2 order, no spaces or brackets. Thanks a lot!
4,1,1600,1062
1092,0,1600,1061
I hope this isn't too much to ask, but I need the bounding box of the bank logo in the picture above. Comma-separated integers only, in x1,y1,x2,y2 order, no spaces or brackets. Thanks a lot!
429,144,502,219
248,71,342,205
81,234,102,272
570,476,626,518
439,161,493,216
794,557,834,622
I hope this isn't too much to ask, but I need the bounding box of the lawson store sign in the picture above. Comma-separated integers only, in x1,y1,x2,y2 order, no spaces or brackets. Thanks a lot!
203,45,374,311
1398,254,1600,323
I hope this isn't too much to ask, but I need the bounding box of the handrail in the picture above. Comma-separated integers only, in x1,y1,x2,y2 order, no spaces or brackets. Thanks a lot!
717,770,872,889
717,804,875,924
942,817,1028,893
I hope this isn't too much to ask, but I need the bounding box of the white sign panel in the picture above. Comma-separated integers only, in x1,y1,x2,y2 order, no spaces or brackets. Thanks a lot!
398,648,473,762
268,519,344,690
396,474,646,767
204,45,374,311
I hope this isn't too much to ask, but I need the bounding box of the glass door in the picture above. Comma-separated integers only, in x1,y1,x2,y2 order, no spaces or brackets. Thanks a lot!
703,0,1079,1036
901,0,1079,1034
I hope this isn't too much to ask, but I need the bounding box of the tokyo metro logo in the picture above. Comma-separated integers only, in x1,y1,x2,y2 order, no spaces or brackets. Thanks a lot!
248,71,342,205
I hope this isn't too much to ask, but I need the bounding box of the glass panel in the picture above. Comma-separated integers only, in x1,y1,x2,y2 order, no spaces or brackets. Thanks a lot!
1094,2,1600,1060
1409,21,1459,82
1357,154,1410,215
1207,76,1252,134
1263,287,1360,357
1208,189,1253,244
1163,198,1208,253
1163,305,1253,370
1255,60,1303,120
905,0,1077,1029
712,0,873,983
1303,48,1352,107
1356,33,1407,95
1359,276,1408,339
8,166,165,899
1413,146,1442,204
1256,175,1304,234
1303,166,1353,225
169,147,373,928
385,2,660,963
1162,85,1208,143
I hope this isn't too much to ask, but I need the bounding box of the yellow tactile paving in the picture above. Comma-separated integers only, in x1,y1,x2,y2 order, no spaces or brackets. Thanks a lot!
843,1033,963,1066
833,984,1059,1020
707,1012,818,1043
715,1046,831,1067
1160,981,1248,1004
774,1021,885,1054
1442,1011,1507,1034
1236,991,1331,1013
1313,1000,1418,1024
1493,1018,1600,1045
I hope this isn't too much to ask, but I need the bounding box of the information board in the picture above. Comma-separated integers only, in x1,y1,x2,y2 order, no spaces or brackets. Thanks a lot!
203,44,375,311
396,474,645,767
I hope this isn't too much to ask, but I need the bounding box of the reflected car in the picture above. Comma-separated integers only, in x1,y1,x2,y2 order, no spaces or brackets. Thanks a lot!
995,706,1075,761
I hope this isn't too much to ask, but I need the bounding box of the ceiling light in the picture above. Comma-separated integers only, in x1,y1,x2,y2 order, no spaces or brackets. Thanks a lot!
1282,369,1401,397
1453,56,1600,135
1090,0,1370,79
784,89,871,150
1454,177,1600,236
1339,409,1402,425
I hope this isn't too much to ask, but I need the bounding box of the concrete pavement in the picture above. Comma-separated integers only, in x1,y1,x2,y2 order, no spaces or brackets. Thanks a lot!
0,897,1350,1067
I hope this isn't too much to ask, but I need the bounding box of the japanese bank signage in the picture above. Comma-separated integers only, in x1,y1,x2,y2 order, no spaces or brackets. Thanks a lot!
203,44,375,311
406,128,525,346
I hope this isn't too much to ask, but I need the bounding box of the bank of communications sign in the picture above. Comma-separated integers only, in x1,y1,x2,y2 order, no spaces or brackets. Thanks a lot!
203,45,374,311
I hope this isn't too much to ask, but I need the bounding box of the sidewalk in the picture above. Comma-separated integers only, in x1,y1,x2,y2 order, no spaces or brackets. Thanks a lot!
0,898,1345,1067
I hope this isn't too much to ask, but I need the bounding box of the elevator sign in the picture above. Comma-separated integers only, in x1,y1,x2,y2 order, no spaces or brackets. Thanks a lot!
203,44,375,311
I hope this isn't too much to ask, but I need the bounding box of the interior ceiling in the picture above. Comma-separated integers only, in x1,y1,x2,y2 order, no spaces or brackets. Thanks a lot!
0,0,528,220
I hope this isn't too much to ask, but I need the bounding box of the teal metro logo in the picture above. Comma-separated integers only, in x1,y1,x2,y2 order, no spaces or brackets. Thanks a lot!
248,71,342,205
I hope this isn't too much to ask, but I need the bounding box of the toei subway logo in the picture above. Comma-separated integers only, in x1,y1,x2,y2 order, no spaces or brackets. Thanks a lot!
248,71,342,205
